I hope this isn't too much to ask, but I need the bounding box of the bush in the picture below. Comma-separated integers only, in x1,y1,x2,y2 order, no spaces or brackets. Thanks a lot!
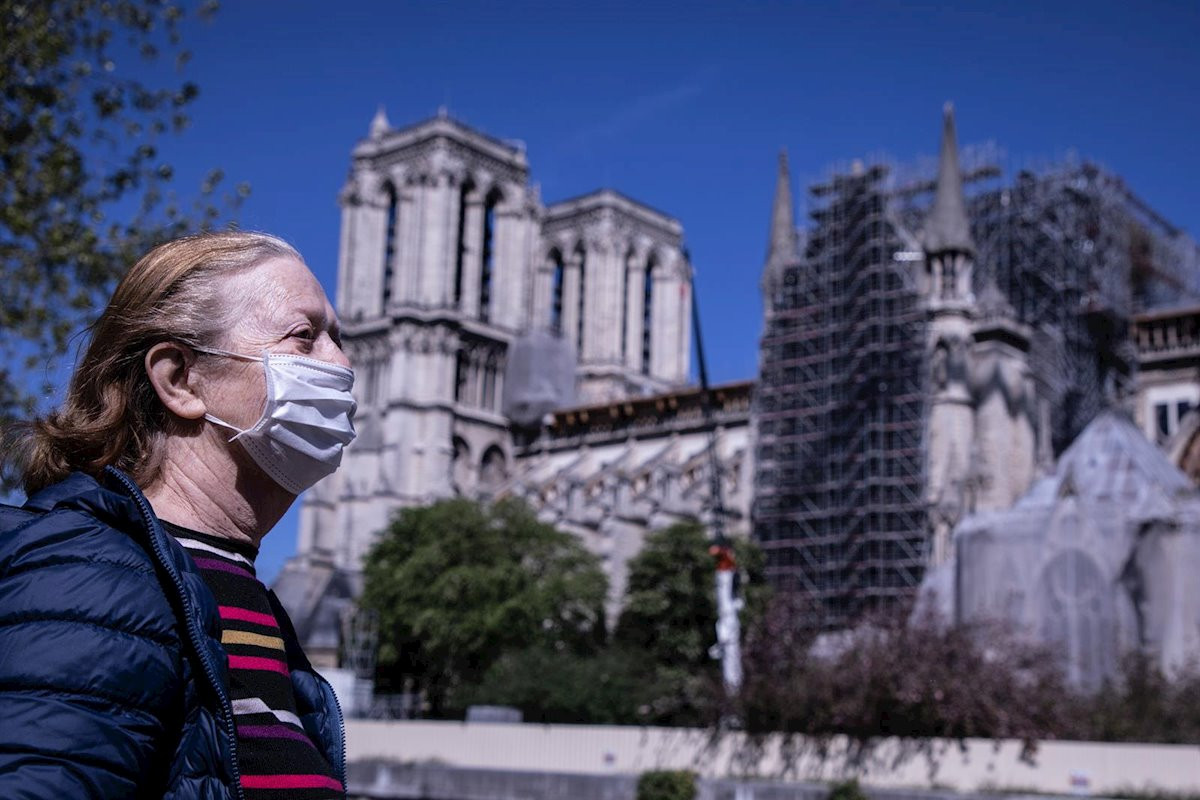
1075,653,1200,743
637,770,697,800
737,594,1074,753
828,779,869,800
735,592,1200,754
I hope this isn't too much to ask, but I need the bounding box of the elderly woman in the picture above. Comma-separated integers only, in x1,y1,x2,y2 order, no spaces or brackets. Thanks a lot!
0,231,354,799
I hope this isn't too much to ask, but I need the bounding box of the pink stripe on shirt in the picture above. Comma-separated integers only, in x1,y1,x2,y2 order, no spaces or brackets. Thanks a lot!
218,605,279,628
191,556,256,579
240,774,344,791
228,655,289,675
236,724,314,746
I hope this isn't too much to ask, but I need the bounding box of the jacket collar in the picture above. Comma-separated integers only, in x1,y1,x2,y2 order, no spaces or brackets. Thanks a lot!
24,470,124,511
24,470,145,531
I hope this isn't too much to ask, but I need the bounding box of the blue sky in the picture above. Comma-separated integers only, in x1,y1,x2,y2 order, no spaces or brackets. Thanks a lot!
51,0,1200,582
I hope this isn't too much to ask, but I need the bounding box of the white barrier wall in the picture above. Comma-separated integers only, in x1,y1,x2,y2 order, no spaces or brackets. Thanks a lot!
346,720,1200,797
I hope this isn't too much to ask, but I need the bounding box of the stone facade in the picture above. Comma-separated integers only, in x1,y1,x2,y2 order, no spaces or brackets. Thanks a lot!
506,381,754,619
274,111,697,664
1133,305,1200,486
923,411,1200,689
919,255,1200,690
539,190,692,402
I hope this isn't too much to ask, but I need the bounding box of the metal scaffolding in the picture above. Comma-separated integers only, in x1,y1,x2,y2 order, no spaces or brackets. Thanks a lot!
756,163,929,629
966,163,1199,451
754,157,1200,630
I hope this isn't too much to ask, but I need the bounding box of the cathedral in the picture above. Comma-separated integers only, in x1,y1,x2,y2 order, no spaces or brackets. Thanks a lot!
277,104,1200,687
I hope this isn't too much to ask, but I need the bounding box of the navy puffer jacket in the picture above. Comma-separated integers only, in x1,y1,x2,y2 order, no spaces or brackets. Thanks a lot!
0,468,345,799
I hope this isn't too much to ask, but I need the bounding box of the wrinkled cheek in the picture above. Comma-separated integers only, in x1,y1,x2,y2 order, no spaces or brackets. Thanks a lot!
237,374,270,428
209,368,269,430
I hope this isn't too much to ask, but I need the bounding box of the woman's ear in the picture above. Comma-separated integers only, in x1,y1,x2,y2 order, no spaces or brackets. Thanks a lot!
145,342,207,420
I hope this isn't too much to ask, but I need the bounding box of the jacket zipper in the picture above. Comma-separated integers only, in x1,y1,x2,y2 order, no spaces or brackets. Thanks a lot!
266,588,348,793
106,468,247,800
317,671,347,787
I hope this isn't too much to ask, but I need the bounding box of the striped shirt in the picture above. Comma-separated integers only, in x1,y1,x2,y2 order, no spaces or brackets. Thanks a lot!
165,521,343,799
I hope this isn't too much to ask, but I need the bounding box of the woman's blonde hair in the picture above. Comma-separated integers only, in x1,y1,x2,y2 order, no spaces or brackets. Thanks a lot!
10,230,302,495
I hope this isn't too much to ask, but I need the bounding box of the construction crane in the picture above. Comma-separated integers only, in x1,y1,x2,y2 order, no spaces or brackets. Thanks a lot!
688,256,743,694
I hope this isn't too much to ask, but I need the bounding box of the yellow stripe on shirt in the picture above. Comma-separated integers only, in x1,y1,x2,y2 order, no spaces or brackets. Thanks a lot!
222,630,286,651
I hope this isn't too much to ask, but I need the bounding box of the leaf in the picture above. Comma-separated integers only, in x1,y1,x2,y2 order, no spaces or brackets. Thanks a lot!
0,0,241,490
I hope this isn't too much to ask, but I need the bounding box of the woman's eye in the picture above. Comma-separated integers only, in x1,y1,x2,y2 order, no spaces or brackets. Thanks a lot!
292,328,315,340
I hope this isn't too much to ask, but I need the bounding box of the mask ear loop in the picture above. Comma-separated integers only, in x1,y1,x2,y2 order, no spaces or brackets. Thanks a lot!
192,345,272,441
203,413,246,443
192,344,262,363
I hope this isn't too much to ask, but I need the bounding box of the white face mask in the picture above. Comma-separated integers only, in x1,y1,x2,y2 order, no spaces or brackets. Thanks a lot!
194,345,358,494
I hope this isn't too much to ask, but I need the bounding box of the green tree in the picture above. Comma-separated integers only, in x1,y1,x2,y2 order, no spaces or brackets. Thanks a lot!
614,520,768,725
616,521,721,671
1,0,244,456
360,497,608,716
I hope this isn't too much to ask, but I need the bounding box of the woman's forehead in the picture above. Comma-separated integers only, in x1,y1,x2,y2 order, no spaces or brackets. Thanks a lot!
243,257,333,317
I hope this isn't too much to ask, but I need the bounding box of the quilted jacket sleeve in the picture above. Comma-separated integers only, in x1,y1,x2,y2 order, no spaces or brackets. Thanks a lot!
0,509,186,799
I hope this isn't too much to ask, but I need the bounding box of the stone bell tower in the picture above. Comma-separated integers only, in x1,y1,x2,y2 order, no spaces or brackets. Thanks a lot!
288,109,541,589
273,109,694,665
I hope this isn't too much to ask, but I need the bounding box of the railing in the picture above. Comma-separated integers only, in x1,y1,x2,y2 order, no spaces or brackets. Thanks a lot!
1136,310,1200,357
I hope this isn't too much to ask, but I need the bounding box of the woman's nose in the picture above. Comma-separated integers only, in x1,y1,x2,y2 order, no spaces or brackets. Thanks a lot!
320,334,352,368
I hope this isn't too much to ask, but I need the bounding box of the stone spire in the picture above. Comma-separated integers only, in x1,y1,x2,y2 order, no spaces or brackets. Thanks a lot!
763,149,799,288
368,105,390,139
923,102,975,257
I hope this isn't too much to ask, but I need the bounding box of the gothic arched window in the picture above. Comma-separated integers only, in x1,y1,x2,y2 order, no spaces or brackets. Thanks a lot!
382,181,399,307
641,255,655,375
942,255,958,300
453,348,468,404
482,353,499,411
621,248,634,362
549,249,565,334
453,181,472,307
480,445,507,492
451,437,472,495
1037,546,1112,690
575,242,587,355
480,189,501,322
